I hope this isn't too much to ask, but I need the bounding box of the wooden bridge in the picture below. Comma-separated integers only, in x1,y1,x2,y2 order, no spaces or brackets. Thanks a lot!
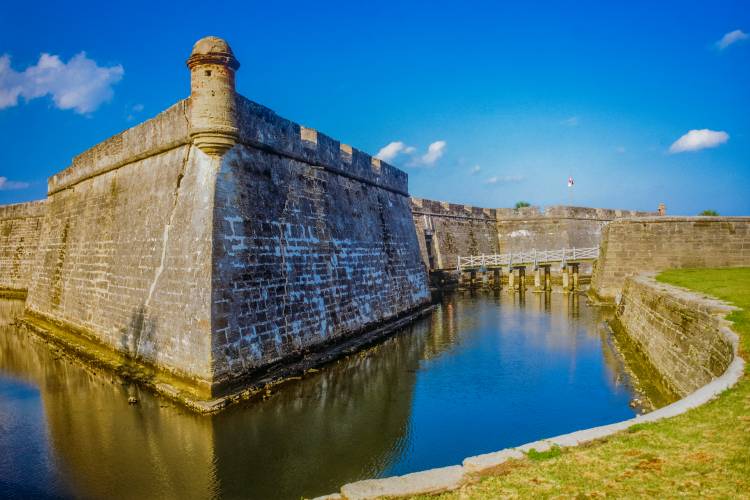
456,247,600,291
457,247,599,272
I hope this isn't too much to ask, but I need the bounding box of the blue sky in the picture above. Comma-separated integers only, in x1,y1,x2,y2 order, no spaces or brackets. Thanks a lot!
1,0,748,214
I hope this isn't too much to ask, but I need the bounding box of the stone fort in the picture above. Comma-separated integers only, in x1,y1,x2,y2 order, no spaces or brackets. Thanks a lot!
2,37,749,411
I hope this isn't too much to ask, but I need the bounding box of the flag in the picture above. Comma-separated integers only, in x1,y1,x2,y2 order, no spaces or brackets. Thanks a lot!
567,176,574,187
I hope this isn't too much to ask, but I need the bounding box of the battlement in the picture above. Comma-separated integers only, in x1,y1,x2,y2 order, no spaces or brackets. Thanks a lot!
411,197,657,222
235,95,408,195
46,98,407,198
410,197,498,220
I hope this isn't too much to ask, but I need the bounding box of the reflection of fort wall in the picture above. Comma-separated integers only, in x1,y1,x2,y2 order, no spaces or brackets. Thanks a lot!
0,300,216,500
211,316,430,499
0,298,427,500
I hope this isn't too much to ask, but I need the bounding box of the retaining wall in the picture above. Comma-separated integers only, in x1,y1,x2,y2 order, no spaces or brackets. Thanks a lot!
0,200,47,293
591,217,750,301
614,275,736,396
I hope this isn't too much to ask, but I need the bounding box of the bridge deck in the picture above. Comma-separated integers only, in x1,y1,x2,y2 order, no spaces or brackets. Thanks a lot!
457,247,599,272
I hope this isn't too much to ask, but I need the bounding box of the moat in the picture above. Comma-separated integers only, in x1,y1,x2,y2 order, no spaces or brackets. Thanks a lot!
0,291,673,500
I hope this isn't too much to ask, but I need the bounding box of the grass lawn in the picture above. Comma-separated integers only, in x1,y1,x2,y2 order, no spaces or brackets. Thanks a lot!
416,268,750,499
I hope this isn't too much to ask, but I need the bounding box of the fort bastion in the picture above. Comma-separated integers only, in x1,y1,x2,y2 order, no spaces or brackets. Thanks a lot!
0,37,431,409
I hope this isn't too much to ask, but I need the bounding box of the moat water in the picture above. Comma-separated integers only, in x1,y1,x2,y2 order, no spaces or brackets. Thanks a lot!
0,291,673,499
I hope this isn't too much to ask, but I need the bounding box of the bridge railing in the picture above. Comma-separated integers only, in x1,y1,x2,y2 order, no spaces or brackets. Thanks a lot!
456,246,599,272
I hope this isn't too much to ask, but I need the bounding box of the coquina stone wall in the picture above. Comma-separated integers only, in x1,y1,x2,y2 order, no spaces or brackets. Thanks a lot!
0,200,46,293
13,37,429,403
411,197,655,272
25,101,218,394
614,274,736,396
210,96,429,387
591,217,750,301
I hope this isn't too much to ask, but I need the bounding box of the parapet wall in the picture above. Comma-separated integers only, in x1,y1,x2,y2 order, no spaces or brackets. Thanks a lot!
591,217,750,300
614,275,736,396
0,200,47,293
411,197,656,272
48,101,191,195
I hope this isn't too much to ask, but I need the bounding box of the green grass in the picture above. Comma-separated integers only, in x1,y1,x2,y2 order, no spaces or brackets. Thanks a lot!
526,446,563,461
415,267,750,499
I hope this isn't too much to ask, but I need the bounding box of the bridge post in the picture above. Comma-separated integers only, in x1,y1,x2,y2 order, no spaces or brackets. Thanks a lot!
492,268,501,289
518,266,526,290
533,266,542,293
481,269,489,288
507,267,515,292
543,265,552,291
571,263,580,291
562,265,570,293
470,270,477,288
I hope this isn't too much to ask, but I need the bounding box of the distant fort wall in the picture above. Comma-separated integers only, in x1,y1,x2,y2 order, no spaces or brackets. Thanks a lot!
410,197,656,273
591,216,750,301
0,200,46,294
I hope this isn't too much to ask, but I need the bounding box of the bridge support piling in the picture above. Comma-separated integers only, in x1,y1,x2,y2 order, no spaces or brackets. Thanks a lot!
507,267,515,292
533,267,542,292
542,265,552,291
481,270,489,288
518,266,526,290
571,263,580,291
470,270,477,288
562,266,570,293
492,268,501,289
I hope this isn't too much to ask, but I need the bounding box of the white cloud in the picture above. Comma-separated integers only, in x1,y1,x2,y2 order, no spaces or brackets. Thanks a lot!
470,165,481,175
0,52,123,114
0,177,30,190
715,29,748,50
419,140,446,166
669,129,729,153
377,140,446,167
376,141,412,162
562,116,579,126
485,175,525,185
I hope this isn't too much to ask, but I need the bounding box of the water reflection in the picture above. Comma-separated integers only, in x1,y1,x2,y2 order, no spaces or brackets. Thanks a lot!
0,292,669,500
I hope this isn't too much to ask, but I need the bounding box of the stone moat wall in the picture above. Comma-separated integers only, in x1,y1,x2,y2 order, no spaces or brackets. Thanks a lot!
0,200,46,293
614,274,736,397
591,217,750,301
410,197,655,273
